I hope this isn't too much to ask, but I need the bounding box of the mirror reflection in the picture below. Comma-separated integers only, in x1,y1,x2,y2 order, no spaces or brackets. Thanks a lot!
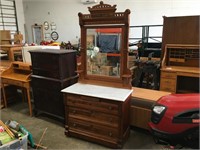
86,28,121,77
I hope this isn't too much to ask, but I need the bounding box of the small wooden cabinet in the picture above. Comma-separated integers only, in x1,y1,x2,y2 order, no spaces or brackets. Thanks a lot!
62,83,132,148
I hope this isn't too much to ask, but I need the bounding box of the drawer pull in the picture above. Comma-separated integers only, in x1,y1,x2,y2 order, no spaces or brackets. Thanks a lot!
108,106,112,110
109,132,113,137
90,110,94,115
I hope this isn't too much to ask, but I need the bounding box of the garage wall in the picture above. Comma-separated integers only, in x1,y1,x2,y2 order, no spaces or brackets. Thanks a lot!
15,0,25,41
22,0,200,44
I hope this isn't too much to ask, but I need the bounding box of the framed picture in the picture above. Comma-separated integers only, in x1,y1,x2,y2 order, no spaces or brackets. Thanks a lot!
44,33,51,40
51,31,59,41
50,22,57,30
43,21,49,30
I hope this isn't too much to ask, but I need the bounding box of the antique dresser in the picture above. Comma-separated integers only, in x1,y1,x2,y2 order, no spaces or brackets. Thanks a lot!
61,1,132,148
62,83,132,148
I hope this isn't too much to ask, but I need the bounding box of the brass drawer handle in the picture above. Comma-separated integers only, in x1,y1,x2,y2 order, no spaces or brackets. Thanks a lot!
109,132,113,137
108,106,112,110
90,110,95,115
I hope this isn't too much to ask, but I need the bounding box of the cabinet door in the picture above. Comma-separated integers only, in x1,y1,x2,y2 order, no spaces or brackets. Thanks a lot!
33,87,65,117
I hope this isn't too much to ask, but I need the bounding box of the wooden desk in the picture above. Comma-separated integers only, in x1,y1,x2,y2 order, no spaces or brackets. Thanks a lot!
130,87,171,129
160,44,200,93
0,45,23,61
1,62,32,116
160,66,200,93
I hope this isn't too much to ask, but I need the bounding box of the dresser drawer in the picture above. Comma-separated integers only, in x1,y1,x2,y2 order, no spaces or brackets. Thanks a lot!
68,118,119,140
67,107,119,128
65,94,120,115
32,68,61,79
160,79,176,92
29,49,77,79
31,75,75,91
2,78,23,87
161,71,176,79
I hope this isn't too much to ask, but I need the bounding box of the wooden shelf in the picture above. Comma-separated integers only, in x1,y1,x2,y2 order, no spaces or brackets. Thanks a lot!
107,53,121,57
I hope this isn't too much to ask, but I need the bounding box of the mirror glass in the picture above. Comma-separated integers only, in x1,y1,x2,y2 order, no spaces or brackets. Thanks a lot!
86,28,121,77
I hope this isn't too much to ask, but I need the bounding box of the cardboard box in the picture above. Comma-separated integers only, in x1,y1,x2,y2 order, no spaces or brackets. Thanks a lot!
96,53,107,66
100,66,113,76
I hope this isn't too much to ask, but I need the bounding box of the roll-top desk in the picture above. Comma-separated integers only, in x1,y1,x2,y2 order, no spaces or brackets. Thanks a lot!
62,83,132,148
160,44,200,93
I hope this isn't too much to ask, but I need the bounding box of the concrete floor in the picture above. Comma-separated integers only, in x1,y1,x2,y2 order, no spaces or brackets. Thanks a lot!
0,100,165,149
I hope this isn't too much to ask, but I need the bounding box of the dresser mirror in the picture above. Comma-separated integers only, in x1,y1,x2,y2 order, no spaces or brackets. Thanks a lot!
86,27,121,78
78,1,131,88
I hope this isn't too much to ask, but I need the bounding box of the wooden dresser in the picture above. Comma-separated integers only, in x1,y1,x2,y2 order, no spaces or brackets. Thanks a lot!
29,49,78,120
62,83,132,148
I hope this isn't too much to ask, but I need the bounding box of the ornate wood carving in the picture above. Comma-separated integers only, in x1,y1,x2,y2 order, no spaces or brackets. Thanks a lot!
78,1,131,89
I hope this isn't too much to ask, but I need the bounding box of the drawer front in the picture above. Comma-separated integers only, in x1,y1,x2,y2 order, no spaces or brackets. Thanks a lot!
160,79,176,92
68,107,119,128
66,94,120,115
33,87,65,117
31,76,68,91
2,78,23,87
31,53,58,68
68,118,119,140
161,71,176,79
30,52,77,79
32,69,60,79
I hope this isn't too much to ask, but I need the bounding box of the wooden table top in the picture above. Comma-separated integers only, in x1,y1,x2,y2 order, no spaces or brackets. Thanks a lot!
0,61,11,74
132,87,171,102
0,44,23,48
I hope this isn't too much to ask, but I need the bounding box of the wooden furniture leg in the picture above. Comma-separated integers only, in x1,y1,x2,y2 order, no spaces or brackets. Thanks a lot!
1,84,7,108
8,49,15,61
26,87,32,116
21,88,26,102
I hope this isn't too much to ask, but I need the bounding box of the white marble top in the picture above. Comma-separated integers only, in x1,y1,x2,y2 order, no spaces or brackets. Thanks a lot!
61,83,133,102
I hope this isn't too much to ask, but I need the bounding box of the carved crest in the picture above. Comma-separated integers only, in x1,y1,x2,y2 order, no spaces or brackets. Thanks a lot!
88,1,117,18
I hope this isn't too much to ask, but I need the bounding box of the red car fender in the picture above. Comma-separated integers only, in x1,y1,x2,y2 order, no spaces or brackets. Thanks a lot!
149,93,200,134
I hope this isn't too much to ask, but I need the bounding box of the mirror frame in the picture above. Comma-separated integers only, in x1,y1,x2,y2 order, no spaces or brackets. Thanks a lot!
78,1,131,89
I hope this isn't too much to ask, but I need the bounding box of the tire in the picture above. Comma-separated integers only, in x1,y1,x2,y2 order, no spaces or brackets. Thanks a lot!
183,127,199,149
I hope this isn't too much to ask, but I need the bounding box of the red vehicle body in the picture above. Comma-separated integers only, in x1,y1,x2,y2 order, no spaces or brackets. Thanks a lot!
149,93,200,148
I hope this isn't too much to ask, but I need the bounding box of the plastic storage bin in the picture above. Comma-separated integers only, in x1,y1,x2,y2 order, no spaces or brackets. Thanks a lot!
0,132,28,150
